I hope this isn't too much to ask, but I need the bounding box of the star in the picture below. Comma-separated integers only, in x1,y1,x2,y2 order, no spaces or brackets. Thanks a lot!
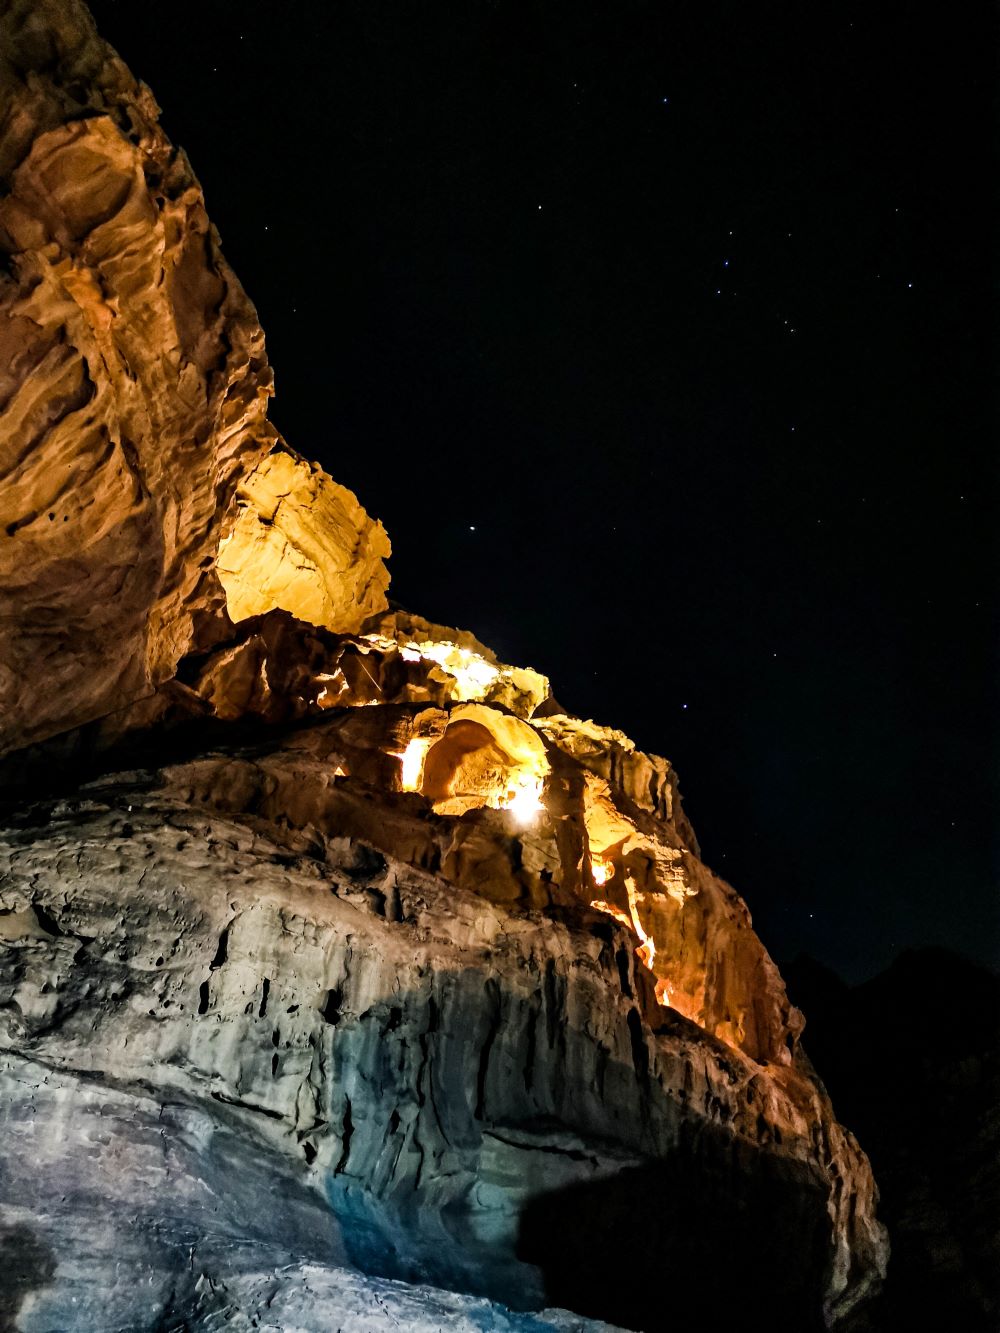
469,525,476,531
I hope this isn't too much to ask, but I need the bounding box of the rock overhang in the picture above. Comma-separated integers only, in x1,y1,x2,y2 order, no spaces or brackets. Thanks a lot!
0,1,889,1328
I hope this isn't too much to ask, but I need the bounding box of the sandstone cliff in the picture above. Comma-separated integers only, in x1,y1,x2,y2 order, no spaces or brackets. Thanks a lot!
0,0,389,757
0,2,888,1329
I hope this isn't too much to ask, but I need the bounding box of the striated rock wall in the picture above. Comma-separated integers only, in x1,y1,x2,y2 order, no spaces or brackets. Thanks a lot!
0,0,388,757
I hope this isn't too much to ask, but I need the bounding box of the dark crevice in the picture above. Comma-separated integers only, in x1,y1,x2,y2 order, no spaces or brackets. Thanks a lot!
210,921,232,970
615,944,634,998
334,1098,353,1174
30,903,63,937
381,1005,402,1034
483,1128,600,1166
627,1007,649,1082
475,978,501,1120
210,1089,283,1121
321,987,342,1025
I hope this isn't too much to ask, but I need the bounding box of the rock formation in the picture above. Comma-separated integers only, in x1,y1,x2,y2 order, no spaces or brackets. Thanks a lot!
0,2,889,1329
0,0,389,757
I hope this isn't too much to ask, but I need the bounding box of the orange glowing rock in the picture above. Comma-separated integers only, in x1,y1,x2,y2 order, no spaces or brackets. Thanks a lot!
217,451,390,635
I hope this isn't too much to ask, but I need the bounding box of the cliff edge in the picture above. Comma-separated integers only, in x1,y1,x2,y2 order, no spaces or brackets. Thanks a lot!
0,3,887,1329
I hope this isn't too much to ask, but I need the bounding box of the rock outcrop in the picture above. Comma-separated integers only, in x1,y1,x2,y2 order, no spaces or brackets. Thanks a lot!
0,2,888,1330
0,0,389,757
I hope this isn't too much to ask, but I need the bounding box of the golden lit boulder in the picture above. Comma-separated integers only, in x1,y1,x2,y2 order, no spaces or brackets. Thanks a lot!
216,450,390,634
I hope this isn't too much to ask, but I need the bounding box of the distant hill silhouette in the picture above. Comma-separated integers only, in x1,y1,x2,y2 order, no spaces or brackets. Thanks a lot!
785,948,1000,1332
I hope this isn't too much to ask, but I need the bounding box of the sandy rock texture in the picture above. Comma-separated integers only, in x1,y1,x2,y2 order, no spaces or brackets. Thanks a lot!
0,0,388,757
0,2,890,1330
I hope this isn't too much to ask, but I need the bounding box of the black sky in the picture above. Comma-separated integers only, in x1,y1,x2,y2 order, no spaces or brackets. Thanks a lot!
87,0,996,983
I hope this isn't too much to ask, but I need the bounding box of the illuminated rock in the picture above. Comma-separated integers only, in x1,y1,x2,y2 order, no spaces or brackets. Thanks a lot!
0,3,888,1330
0,0,387,757
216,450,390,634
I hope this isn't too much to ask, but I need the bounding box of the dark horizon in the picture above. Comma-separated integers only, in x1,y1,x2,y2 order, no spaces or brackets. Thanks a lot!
88,0,996,984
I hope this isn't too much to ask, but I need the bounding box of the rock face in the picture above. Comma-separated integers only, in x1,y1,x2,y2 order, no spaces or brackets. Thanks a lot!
0,0,389,757
0,2,888,1330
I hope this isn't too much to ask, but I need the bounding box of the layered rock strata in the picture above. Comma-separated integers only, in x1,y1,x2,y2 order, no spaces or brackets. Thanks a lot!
0,616,887,1328
0,2,888,1330
0,0,389,757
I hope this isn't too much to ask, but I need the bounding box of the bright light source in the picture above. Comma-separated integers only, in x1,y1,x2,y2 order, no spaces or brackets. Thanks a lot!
501,775,545,825
397,737,434,792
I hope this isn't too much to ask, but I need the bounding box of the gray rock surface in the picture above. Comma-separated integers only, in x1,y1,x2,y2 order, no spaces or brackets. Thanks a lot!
0,724,884,1330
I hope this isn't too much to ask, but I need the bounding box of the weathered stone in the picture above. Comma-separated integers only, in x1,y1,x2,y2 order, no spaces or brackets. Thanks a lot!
0,3,889,1329
0,0,388,757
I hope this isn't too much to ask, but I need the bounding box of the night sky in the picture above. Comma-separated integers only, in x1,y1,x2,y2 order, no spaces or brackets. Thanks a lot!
88,1,996,984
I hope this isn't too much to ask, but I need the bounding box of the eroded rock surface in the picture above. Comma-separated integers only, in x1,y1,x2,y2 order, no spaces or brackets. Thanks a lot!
0,2,888,1330
0,0,388,757
0,727,883,1329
